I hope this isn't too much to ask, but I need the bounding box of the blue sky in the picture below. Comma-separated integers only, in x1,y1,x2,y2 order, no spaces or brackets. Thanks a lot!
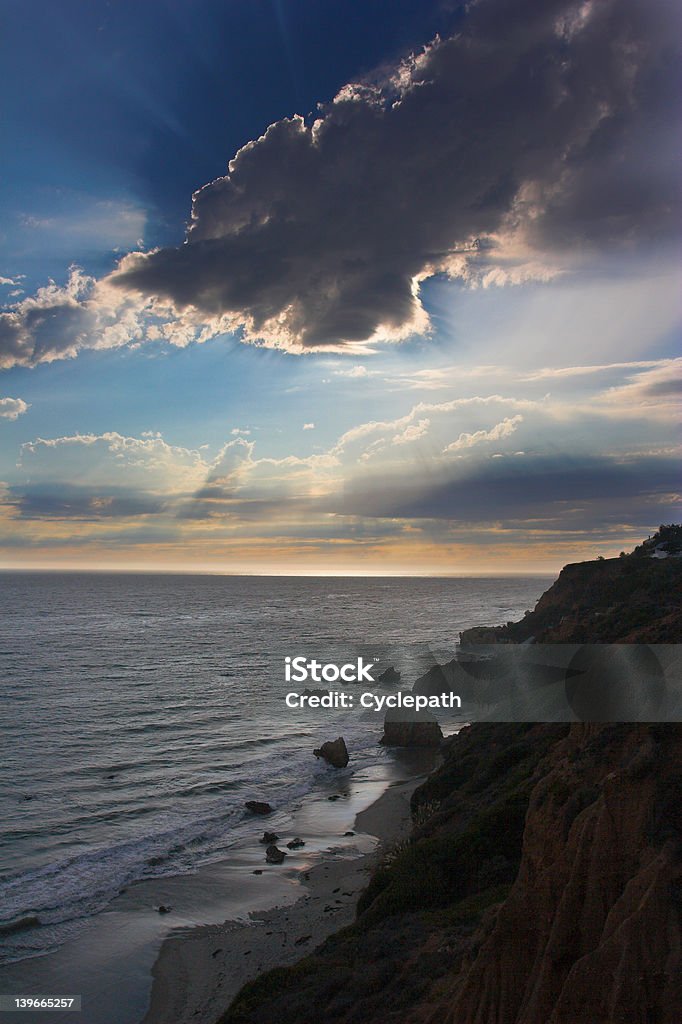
0,0,679,572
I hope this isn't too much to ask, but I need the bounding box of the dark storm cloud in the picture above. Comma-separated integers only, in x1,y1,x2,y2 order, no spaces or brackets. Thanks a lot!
11,485,166,521
333,453,681,523
110,0,680,350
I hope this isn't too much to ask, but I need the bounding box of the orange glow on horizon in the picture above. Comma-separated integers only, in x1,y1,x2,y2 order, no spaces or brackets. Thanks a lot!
0,533,641,577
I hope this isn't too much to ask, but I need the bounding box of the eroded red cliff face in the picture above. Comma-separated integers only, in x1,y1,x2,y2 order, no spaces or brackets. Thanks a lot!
438,723,682,1024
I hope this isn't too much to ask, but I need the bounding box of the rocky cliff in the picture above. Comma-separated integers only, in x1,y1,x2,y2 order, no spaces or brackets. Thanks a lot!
221,536,682,1024
460,545,682,644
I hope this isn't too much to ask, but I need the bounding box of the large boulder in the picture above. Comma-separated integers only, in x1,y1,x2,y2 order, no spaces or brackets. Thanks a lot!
313,736,349,768
244,800,273,815
380,708,443,748
265,844,287,864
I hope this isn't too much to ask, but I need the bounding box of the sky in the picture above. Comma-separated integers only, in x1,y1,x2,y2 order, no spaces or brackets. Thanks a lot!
0,0,679,574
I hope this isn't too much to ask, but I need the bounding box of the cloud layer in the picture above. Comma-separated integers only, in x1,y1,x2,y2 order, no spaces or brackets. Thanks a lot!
6,360,679,524
1,356,679,569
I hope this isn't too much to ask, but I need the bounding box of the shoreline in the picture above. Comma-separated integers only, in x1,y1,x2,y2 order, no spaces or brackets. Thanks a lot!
141,774,426,1024
0,752,438,1024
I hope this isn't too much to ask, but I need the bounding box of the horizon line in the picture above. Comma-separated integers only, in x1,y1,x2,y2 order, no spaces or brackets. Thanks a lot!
0,565,561,578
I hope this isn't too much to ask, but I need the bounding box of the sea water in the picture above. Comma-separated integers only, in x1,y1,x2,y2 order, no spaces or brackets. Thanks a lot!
0,572,548,1007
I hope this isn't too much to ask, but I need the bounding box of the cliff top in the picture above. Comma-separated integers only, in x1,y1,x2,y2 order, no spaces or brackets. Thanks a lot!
460,526,682,645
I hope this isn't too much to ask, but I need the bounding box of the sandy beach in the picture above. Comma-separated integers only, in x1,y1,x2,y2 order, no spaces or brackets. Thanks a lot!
141,776,422,1024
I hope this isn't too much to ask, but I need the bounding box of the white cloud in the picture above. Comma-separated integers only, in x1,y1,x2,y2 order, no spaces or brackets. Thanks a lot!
332,395,536,456
0,396,30,420
595,359,682,419
303,422,315,430
19,431,210,494
392,418,430,445
0,266,238,370
0,269,137,370
520,359,672,382
383,365,502,391
443,415,524,453
332,365,373,378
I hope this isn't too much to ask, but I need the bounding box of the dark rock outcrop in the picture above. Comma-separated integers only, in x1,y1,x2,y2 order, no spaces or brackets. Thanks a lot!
413,657,501,707
376,666,401,684
244,801,273,815
313,737,349,768
380,708,443,747
259,831,278,844
286,838,305,849
265,845,287,864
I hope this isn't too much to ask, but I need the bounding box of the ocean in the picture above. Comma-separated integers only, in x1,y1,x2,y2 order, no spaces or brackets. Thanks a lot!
0,572,549,1017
